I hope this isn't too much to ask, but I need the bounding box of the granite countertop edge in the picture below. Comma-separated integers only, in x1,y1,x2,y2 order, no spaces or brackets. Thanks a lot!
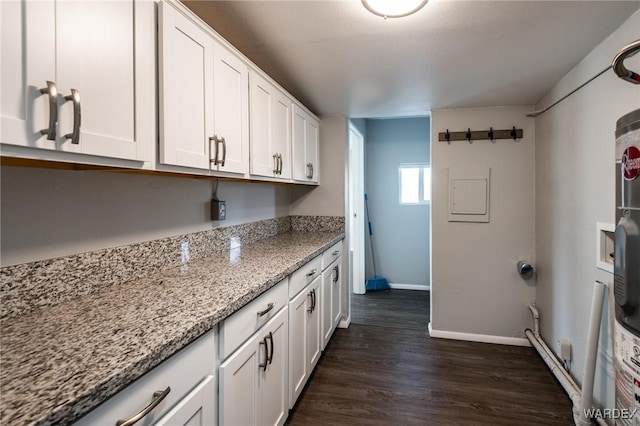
3,231,345,426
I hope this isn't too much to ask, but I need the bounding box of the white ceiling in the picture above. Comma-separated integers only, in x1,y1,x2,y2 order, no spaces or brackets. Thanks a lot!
184,0,640,117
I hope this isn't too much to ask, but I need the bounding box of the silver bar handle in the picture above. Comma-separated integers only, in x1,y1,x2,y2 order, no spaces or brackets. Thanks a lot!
312,289,316,311
267,331,274,365
257,302,274,317
116,387,170,426
307,291,314,313
259,339,268,371
306,268,317,278
64,89,81,144
273,154,278,174
220,136,227,167
278,154,283,175
307,163,313,179
209,135,219,165
612,39,640,85
39,81,57,140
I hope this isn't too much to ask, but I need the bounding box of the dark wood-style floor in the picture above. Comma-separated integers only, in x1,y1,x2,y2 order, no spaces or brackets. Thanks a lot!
287,290,573,425
351,289,430,330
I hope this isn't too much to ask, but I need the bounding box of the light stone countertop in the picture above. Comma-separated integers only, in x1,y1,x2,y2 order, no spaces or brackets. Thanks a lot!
0,231,344,426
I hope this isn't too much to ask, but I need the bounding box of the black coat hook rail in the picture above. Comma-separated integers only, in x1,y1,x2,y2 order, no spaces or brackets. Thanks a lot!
439,127,523,144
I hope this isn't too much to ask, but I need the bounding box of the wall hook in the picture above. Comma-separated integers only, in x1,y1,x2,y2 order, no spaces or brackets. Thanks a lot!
511,126,517,140
466,128,472,143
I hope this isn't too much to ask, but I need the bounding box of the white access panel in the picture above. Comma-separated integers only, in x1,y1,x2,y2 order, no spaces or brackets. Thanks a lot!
448,167,491,223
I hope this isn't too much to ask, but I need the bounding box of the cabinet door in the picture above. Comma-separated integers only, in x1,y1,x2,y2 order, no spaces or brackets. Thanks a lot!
288,288,309,408
321,268,333,351
159,1,214,170
291,105,307,181
56,0,151,160
307,277,322,370
291,104,319,183
305,116,319,183
1,1,56,150
272,89,291,179
332,260,342,329
219,334,259,426
155,375,215,426
212,43,249,175
259,307,289,426
250,72,276,178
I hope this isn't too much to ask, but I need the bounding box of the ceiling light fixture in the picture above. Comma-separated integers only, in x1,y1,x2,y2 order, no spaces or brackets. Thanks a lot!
362,0,428,19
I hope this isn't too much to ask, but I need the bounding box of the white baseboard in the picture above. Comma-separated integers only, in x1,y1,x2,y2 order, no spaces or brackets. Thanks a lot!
388,283,430,291
428,324,531,347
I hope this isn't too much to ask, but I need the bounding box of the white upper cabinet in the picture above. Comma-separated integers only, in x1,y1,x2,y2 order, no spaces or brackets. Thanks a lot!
250,71,292,180
0,0,154,161
159,0,214,170
292,104,319,184
212,44,249,175
159,0,249,174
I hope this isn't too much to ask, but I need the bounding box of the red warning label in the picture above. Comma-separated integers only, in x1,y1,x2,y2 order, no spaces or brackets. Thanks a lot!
622,146,640,181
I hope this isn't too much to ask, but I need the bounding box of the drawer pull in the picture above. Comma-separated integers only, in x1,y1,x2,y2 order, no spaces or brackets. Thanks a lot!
332,250,339,256
116,386,170,426
257,302,275,317
306,269,317,278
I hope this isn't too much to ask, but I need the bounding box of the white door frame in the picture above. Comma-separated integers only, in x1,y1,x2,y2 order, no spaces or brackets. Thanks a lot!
348,123,366,296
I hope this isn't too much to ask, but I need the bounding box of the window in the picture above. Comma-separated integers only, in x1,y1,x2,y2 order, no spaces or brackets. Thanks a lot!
399,164,431,205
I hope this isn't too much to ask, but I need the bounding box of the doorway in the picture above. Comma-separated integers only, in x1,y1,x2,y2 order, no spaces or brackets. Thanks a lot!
348,117,431,331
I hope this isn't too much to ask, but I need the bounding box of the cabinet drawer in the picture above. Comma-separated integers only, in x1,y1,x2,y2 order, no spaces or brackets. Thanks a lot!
289,255,321,299
220,278,288,360
322,241,343,271
74,328,216,426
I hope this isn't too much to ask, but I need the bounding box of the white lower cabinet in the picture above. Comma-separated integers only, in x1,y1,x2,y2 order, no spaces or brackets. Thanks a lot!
321,246,343,350
219,306,289,426
288,276,321,408
155,375,216,426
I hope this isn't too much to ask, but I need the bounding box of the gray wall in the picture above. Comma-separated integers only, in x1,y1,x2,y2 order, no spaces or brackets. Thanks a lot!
534,10,640,410
1,166,290,266
430,106,535,342
364,117,430,286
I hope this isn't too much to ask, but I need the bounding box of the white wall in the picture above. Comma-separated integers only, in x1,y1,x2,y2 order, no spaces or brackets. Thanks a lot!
430,106,535,341
534,10,640,409
364,117,431,286
0,166,290,266
290,114,347,217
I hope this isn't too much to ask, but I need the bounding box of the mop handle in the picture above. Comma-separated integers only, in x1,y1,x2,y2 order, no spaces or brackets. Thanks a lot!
364,193,378,275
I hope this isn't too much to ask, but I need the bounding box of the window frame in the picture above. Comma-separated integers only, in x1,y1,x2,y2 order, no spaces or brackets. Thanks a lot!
398,163,431,205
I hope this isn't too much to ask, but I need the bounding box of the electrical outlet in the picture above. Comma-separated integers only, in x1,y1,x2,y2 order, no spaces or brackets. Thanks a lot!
558,339,572,362
211,200,226,221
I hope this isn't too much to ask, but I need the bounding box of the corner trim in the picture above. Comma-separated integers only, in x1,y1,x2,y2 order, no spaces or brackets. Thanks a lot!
428,324,531,347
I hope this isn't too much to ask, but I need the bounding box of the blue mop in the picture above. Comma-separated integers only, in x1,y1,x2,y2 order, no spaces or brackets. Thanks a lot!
364,194,390,291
